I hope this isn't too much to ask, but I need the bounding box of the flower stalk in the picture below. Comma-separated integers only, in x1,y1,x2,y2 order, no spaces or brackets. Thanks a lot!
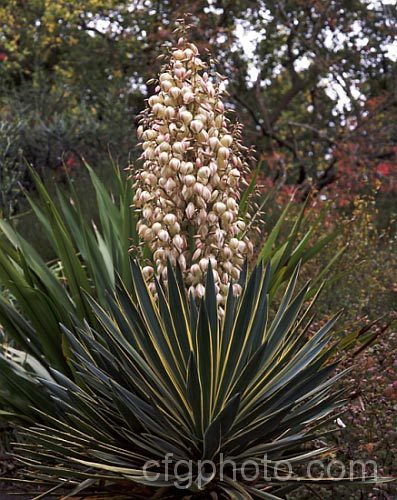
133,36,253,302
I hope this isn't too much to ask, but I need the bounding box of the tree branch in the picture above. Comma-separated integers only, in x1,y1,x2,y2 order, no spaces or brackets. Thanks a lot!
232,92,298,156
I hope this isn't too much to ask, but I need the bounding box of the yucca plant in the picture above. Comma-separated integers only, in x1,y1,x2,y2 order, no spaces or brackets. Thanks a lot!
0,163,344,424
14,263,385,498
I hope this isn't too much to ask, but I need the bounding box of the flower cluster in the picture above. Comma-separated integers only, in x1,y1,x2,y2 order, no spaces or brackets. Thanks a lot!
133,37,253,303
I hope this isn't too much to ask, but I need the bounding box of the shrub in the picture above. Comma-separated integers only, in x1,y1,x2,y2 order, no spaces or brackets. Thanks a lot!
0,82,138,218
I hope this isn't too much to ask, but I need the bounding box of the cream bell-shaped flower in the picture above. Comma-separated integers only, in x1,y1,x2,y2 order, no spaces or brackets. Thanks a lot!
132,36,252,303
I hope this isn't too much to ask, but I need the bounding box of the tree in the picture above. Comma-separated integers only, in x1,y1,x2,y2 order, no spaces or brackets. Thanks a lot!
223,0,397,196
0,0,396,205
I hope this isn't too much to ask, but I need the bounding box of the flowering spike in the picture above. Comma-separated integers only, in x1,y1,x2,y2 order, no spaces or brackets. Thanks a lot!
133,36,252,302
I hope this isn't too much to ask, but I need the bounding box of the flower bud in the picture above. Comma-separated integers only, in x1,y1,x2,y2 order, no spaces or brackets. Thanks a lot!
197,211,207,227
157,230,169,242
218,146,230,160
143,228,154,241
220,134,233,147
183,92,195,104
212,269,219,282
201,186,211,202
230,168,241,178
161,80,173,92
227,197,238,211
169,86,181,99
215,229,224,243
159,152,169,164
198,130,209,143
143,129,157,141
180,161,194,175
178,253,186,271
229,238,239,250
179,110,193,124
191,264,201,276
154,248,165,260
213,202,226,215
143,148,154,160
221,211,234,225
186,202,195,219
160,72,172,82
169,123,178,134
193,182,204,196
208,212,218,224
173,49,185,60
215,115,224,128
140,191,151,203
190,43,199,55
196,283,205,298
142,266,154,279
165,106,176,119
217,156,226,169
163,213,177,226
223,261,233,273
190,120,204,134
174,67,186,79
169,222,181,235
172,141,186,154
156,134,166,144
164,178,176,192
182,185,193,199
209,137,220,150
197,166,210,180
152,103,165,116
238,241,246,253
142,207,153,219
196,196,207,209
184,48,194,59
148,95,161,107
216,100,225,113
231,267,240,280
210,190,219,202
199,258,209,271
138,223,148,237
169,158,180,170
184,175,196,187
223,247,232,259
192,248,202,260
173,234,184,250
